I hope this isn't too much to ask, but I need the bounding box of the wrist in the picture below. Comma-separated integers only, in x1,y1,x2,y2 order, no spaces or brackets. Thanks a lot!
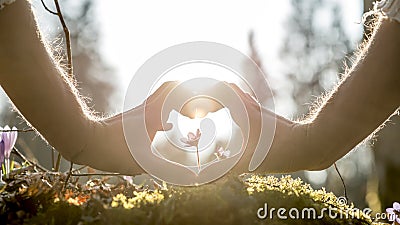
290,122,334,171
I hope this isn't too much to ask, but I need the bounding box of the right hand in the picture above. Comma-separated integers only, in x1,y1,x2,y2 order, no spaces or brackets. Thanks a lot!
227,83,330,174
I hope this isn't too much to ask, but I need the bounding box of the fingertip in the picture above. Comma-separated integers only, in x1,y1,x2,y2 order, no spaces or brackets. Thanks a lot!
163,123,173,131
248,161,258,172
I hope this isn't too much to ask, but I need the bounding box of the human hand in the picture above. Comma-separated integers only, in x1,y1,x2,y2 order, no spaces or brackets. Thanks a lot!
226,83,328,174
222,83,263,173
108,80,309,176
142,81,180,140
123,80,329,176
224,83,307,174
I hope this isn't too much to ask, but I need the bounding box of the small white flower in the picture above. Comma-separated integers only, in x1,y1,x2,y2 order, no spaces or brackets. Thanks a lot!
180,129,202,170
214,146,230,160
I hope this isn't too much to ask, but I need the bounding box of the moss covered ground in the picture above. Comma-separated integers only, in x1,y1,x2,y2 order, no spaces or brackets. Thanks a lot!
0,169,381,225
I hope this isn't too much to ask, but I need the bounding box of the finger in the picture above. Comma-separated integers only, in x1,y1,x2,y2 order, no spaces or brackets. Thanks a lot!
227,83,249,98
147,81,179,103
158,81,179,97
227,83,259,107
162,122,173,131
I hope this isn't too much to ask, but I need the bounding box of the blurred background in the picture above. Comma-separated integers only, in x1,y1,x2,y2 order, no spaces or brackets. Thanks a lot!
0,0,398,214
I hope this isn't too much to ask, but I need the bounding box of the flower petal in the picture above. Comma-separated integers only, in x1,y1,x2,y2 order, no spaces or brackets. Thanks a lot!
123,176,133,184
2,132,10,156
187,132,195,140
0,141,4,163
180,137,196,147
8,127,17,154
393,202,400,211
216,147,224,156
196,129,201,137
387,208,395,214
223,150,231,157
388,212,397,222
2,126,17,159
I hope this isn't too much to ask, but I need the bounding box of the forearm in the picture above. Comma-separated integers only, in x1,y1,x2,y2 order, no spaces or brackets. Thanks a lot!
0,1,144,174
306,18,400,169
0,0,94,159
253,18,400,173
84,109,145,174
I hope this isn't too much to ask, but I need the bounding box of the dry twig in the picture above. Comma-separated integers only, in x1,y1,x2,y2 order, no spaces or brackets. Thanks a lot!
53,0,74,81
334,163,348,201
12,147,48,172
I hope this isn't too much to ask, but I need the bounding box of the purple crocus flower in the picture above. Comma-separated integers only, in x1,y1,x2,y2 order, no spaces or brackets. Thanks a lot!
386,202,400,225
1,125,17,178
1,125,17,159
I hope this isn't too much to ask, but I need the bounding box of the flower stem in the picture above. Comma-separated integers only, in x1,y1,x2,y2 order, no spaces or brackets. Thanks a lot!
0,164,4,184
196,146,200,171
5,159,9,179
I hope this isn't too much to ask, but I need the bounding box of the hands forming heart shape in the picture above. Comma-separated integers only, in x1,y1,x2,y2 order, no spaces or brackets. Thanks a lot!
121,78,276,185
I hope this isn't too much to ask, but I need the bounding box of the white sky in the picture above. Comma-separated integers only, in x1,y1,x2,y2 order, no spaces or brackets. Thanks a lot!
13,0,363,115
95,0,291,91
94,0,363,114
